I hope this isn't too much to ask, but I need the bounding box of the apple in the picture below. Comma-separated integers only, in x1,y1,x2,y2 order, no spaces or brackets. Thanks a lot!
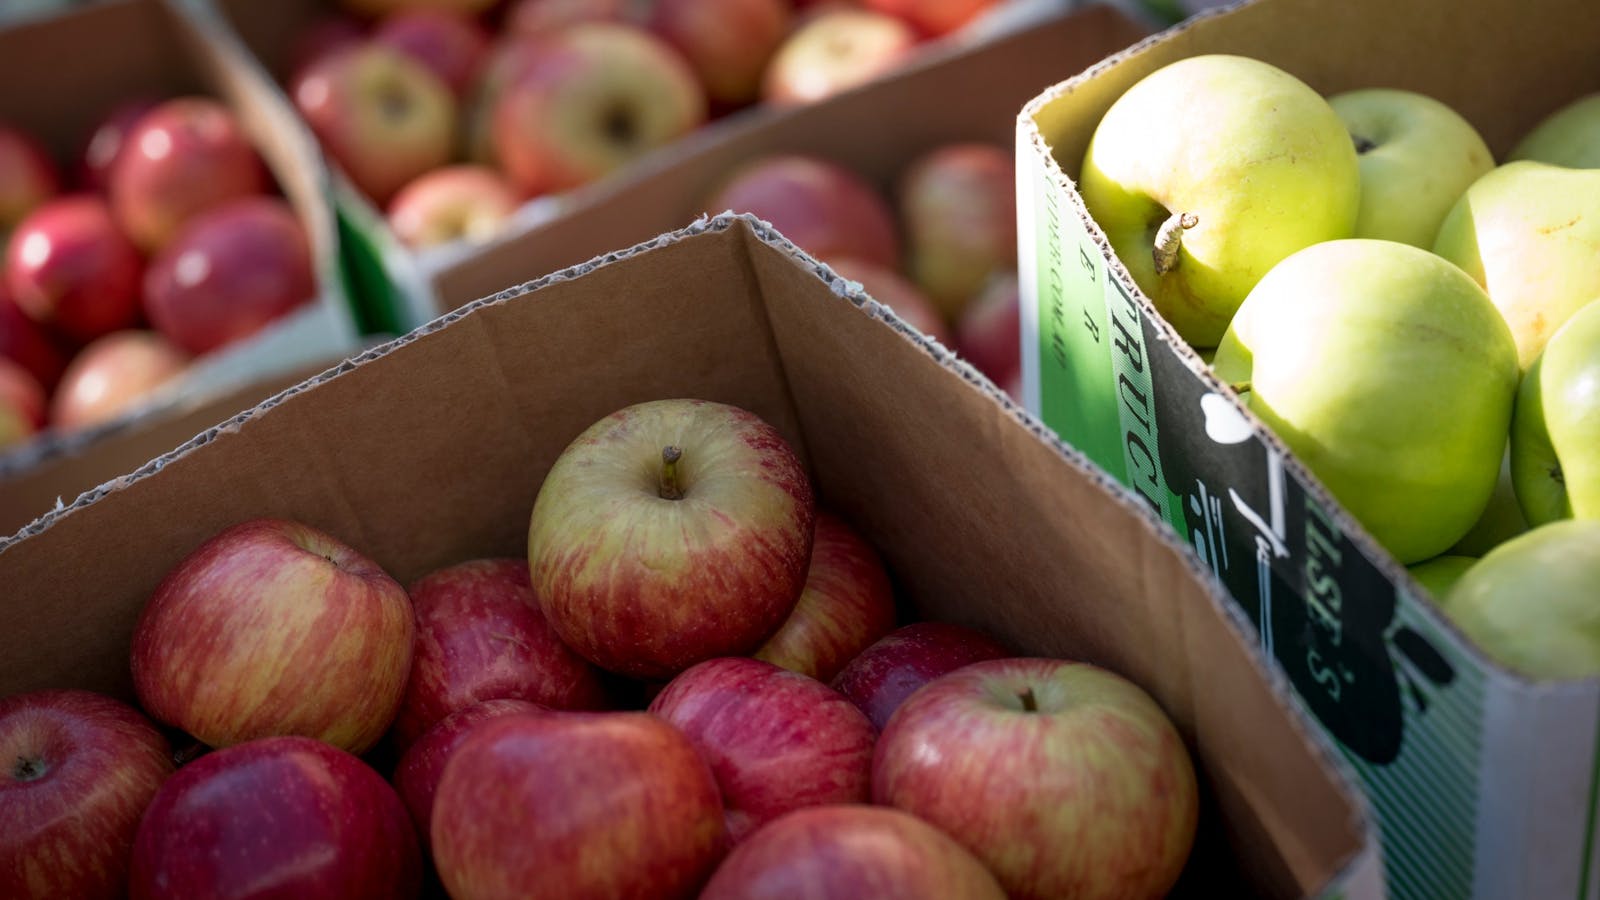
649,657,877,842
1450,446,1529,556
0,356,45,448
0,286,67,390
828,256,952,344
141,196,315,355
50,330,189,432
1079,54,1360,349
491,24,707,198
109,97,270,252
1212,239,1519,564
391,698,545,850
341,0,497,16
431,711,726,900
704,154,900,269
373,9,492,97
387,164,521,249
0,125,60,237
1511,298,1600,524
293,44,458,205
1443,519,1600,679
1408,555,1478,603
760,9,917,108
873,657,1199,899
0,690,173,900
504,0,626,37
1433,162,1600,369
461,37,543,166
864,0,997,36
898,142,1016,319
287,15,369,76
700,804,1006,899
5,196,143,344
75,99,157,193
753,510,896,683
954,273,1020,387
644,0,791,108
527,398,814,678
130,518,416,754
829,620,1010,730
129,736,421,900
391,557,609,748
1509,93,1600,170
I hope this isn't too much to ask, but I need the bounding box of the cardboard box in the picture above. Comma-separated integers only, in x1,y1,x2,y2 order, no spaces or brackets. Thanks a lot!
1016,0,1600,896
0,213,1383,898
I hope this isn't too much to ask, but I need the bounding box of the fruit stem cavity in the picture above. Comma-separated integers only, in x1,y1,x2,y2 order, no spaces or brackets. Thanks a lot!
1018,688,1039,713
659,446,685,500
13,755,45,781
1152,212,1198,276
1352,134,1377,154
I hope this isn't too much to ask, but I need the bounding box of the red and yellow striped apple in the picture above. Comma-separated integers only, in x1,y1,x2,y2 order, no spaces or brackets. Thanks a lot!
391,697,545,850
830,620,1010,730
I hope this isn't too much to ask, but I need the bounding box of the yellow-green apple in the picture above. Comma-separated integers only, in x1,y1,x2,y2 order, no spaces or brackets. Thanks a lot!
829,621,1010,730
828,257,951,344
6,196,142,344
391,698,544,850
955,272,1020,387
1450,447,1529,556
0,287,67,390
373,9,491,97
1443,519,1600,679
0,690,173,900
864,0,997,36
431,711,726,900
341,0,496,15
129,736,421,900
704,154,900,269
898,142,1015,319
130,518,416,753
492,24,706,198
0,125,59,238
505,0,627,37
1328,88,1494,249
527,398,814,678
1212,239,1519,564
50,330,188,432
873,657,1199,900
1433,161,1600,369
754,510,896,682
391,558,608,748
1407,555,1477,603
0,356,44,448
643,0,791,109
108,97,269,252
461,37,542,165
387,164,521,249
1510,93,1600,169
699,805,1007,900
75,99,156,193
761,9,916,108
293,45,458,205
1511,298,1600,524
650,657,876,842
1079,54,1360,349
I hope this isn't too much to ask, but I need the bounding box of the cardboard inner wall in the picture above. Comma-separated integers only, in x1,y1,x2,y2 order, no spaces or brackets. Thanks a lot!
0,219,1367,898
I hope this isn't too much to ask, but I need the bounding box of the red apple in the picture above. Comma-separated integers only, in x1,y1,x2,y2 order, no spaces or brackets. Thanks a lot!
753,509,896,682
955,272,1020,386
644,0,791,108
391,698,545,849
0,286,67,390
387,164,520,249
0,125,60,237
293,44,458,205
649,657,876,842
828,256,952,343
704,154,899,269
431,711,726,900
864,0,996,36
130,518,416,754
342,0,497,16
109,97,270,252
50,330,188,432
392,558,609,748
760,9,916,108
141,196,315,355
873,658,1200,900
504,0,626,38
0,690,174,900
699,805,1007,900
129,736,421,900
5,196,142,344
0,355,45,448
75,99,157,193
288,15,369,76
829,620,1010,730
528,398,814,678
461,37,543,166
373,9,492,97
899,142,1016,318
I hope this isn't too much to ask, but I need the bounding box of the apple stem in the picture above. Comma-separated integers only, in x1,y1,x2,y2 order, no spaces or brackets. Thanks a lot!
13,755,44,781
659,446,685,500
1018,688,1039,713
1152,211,1198,276
1229,380,1252,394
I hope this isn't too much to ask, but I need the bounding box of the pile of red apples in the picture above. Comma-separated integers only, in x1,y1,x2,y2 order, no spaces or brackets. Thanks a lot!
0,99,315,452
288,0,1009,251
1,397,1200,899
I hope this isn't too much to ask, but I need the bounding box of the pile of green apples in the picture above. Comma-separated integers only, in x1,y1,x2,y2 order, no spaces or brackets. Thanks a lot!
1078,54,1600,681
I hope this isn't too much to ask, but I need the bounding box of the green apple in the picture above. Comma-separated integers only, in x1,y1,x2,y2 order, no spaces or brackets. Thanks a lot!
1448,445,1529,556
1212,239,1519,564
1509,93,1600,169
1408,555,1478,604
1432,161,1600,369
1078,54,1360,349
1511,297,1600,525
1444,519,1600,680
1328,88,1494,249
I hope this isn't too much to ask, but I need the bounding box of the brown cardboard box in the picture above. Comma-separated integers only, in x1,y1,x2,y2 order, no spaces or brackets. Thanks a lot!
0,214,1383,897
